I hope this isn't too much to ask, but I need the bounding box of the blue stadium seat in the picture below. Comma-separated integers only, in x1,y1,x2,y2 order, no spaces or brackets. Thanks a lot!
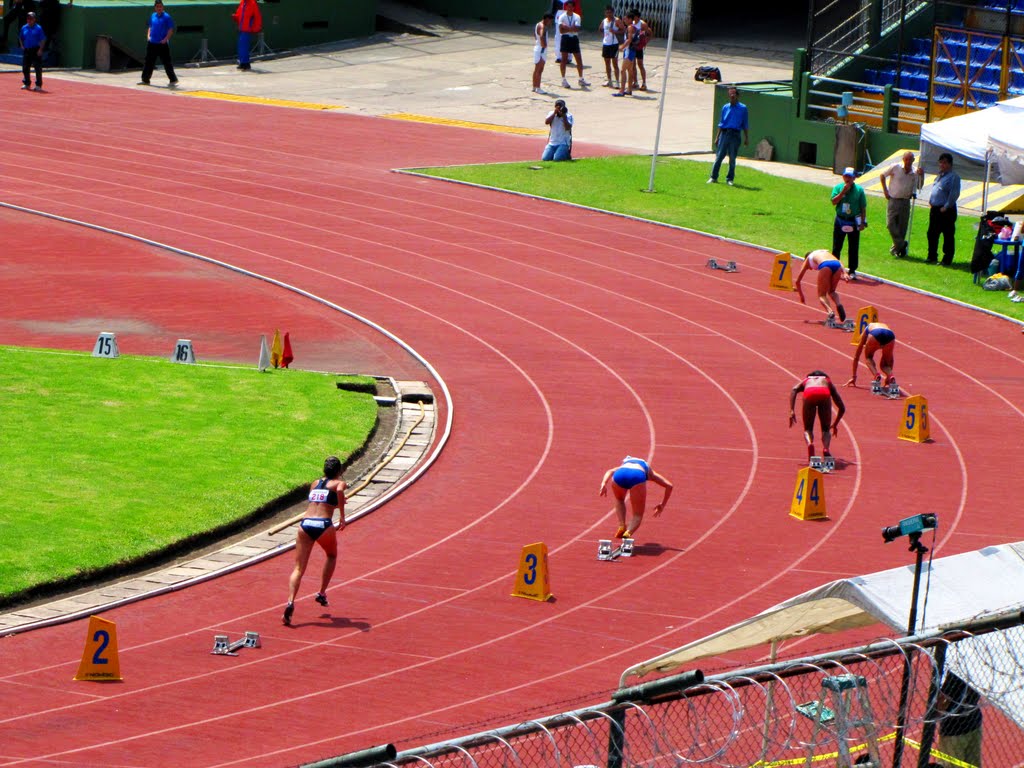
934,61,959,82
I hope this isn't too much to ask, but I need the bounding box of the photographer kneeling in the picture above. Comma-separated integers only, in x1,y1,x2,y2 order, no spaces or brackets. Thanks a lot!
543,99,573,161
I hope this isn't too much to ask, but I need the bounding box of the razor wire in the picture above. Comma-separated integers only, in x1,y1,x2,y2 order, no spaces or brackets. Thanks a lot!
350,615,1024,768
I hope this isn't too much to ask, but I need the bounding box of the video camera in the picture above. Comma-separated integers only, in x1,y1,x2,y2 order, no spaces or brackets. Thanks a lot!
881,513,937,543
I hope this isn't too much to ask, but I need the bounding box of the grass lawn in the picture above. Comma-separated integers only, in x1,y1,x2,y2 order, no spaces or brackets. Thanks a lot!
0,347,378,603
412,156,1023,321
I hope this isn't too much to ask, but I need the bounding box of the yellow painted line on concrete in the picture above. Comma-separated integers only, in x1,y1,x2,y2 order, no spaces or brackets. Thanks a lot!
382,112,546,136
179,91,344,111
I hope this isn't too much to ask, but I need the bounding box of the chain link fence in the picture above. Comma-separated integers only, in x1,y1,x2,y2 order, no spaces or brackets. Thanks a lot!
344,612,1023,768
610,0,673,39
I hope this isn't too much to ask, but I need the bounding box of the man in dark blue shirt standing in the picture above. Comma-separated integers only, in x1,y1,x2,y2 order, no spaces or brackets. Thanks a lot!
927,152,961,266
18,11,46,91
139,0,178,87
707,86,749,186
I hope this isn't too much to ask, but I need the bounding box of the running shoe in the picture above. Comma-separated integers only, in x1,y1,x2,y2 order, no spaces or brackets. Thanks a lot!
315,592,329,607
282,602,294,626
614,525,627,539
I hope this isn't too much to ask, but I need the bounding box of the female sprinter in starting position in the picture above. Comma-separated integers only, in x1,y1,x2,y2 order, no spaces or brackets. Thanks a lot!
283,455,347,626
794,249,849,322
846,321,897,388
789,371,846,462
599,456,672,539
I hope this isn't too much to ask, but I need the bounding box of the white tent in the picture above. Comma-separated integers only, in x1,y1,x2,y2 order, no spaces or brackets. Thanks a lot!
919,96,1024,192
621,541,1024,680
619,542,1024,726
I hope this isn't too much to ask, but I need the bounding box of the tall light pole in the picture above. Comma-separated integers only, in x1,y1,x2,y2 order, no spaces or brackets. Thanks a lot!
647,0,680,192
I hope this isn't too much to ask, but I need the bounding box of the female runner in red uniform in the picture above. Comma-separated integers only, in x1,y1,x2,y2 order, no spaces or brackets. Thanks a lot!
789,370,846,461
283,455,347,626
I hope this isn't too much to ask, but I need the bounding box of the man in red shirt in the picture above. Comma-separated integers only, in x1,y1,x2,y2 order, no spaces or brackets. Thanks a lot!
232,0,262,71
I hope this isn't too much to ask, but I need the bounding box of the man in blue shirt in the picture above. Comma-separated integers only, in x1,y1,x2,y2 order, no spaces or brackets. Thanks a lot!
18,11,46,91
139,0,178,87
707,87,749,186
927,152,961,266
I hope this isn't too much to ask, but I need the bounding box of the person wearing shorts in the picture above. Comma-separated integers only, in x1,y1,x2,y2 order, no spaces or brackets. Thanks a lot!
283,455,347,626
790,371,846,462
532,13,553,93
795,248,849,322
599,456,673,539
847,322,897,388
598,5,622,88
557,1,588,88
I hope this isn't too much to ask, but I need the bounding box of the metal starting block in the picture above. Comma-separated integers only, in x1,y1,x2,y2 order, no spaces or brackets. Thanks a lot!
211,631,261,656
825,316,855,331
598,538,635,561
809,456,835,473
872,378,900,399
706,258,738,272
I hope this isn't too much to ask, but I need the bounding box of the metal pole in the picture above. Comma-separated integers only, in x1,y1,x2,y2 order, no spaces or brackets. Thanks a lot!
646,0,680,192
983,148,992,212
892,536,928,768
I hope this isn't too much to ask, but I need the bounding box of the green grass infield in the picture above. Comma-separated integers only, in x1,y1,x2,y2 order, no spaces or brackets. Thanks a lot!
0,346,378,604
412,156,1023,320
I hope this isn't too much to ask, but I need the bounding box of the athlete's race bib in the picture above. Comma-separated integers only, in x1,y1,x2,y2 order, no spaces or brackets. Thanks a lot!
308,488,331,503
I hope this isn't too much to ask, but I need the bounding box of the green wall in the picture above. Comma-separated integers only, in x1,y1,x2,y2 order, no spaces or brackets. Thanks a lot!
60,0,375,69
712,72,918,171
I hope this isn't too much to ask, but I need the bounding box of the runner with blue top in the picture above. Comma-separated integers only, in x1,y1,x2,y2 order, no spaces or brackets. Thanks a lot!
599,455,673,539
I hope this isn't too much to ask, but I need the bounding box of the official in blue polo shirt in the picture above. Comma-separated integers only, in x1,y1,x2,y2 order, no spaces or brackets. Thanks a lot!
707,86,750,186
18,11,46,91
139,0,178,87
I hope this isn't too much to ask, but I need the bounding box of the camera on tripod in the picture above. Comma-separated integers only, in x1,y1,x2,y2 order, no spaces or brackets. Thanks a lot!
881,513,937,543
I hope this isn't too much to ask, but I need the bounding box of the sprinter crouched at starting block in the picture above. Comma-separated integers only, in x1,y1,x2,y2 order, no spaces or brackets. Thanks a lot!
846,321,898,392
789,371,846,466
794,249,850,325
599,456,673,540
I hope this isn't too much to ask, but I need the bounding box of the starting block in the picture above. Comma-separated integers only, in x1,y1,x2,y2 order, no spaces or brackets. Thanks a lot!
871,377,901,399
598,538,634,561
706,258,738,272
825,316,855,331
809,456,835,473
211,631,261,656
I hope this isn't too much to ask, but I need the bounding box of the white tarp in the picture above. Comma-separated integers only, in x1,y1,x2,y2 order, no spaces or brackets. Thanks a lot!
621,542,1024,681
620,542,1024,729
919,96,1024,182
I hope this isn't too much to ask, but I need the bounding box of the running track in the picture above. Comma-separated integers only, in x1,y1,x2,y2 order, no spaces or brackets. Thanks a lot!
1,80,1023,768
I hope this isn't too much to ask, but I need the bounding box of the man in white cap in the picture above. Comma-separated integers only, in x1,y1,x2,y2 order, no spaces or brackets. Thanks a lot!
830,167,868,279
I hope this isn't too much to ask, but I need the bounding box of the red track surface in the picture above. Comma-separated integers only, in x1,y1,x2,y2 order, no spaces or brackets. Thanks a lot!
1,80,1023,768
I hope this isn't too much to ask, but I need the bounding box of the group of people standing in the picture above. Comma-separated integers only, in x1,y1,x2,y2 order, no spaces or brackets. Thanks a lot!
829,150,962,279
532,3,651,96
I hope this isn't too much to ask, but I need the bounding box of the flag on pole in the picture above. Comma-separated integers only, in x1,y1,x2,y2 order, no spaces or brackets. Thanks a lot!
270,329,283,368
258,334,270,372
282,332,294,368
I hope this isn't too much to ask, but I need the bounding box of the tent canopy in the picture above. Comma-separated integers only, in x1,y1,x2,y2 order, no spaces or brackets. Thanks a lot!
919,97,1024,183
621,541,1024,683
